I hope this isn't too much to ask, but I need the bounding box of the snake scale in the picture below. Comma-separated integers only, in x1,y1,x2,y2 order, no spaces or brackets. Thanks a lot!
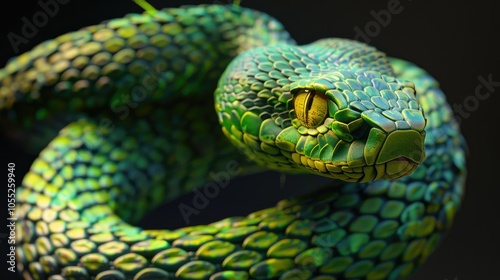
0,3,467,280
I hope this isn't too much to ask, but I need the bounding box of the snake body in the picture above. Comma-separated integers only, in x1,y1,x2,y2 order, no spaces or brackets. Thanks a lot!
0,4,467,280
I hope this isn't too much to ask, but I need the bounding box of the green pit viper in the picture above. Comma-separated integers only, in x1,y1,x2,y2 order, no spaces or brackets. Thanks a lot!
0,3,467,280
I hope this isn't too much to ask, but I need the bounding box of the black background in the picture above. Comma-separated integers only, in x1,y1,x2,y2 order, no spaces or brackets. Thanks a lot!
0,0,498,279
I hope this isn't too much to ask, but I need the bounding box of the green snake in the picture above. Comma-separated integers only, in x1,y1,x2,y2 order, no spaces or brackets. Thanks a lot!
0,3,467,280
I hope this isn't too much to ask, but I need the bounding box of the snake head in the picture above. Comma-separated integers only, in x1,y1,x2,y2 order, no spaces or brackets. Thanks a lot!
281,73,426,182
215,40,426,182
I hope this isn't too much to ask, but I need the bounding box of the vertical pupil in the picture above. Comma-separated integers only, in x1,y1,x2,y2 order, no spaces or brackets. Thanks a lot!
293,89,328,128
305,91,316,112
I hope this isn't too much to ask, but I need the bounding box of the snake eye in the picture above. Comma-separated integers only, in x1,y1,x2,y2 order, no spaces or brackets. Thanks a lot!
293,89,328,128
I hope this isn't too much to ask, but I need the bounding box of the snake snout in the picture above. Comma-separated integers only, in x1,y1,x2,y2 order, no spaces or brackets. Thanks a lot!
377,130,425,164
376,130,426,180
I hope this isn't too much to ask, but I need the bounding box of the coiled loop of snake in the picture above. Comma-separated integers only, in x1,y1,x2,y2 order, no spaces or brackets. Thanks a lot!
0,4,466,280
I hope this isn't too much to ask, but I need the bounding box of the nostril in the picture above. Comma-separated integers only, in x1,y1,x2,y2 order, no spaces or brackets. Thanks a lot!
351,121,370,139
331,107,367,142
330,118,370,142
330,121,354,142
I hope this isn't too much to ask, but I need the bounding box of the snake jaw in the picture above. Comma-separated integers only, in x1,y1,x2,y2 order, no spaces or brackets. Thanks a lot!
284,124,426,182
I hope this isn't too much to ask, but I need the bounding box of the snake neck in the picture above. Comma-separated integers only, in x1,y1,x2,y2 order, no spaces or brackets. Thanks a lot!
0,4,294,153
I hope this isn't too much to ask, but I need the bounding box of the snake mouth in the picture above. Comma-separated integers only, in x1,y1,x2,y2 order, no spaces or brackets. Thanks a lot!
308,156,419,183
379,156,419,181
291,130,425,182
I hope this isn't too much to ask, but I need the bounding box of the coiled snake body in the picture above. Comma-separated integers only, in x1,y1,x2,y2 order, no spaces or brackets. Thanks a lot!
0,4,467,280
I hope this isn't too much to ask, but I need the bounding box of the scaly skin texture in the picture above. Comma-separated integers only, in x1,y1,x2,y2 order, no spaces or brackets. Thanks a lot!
0,4,466,280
